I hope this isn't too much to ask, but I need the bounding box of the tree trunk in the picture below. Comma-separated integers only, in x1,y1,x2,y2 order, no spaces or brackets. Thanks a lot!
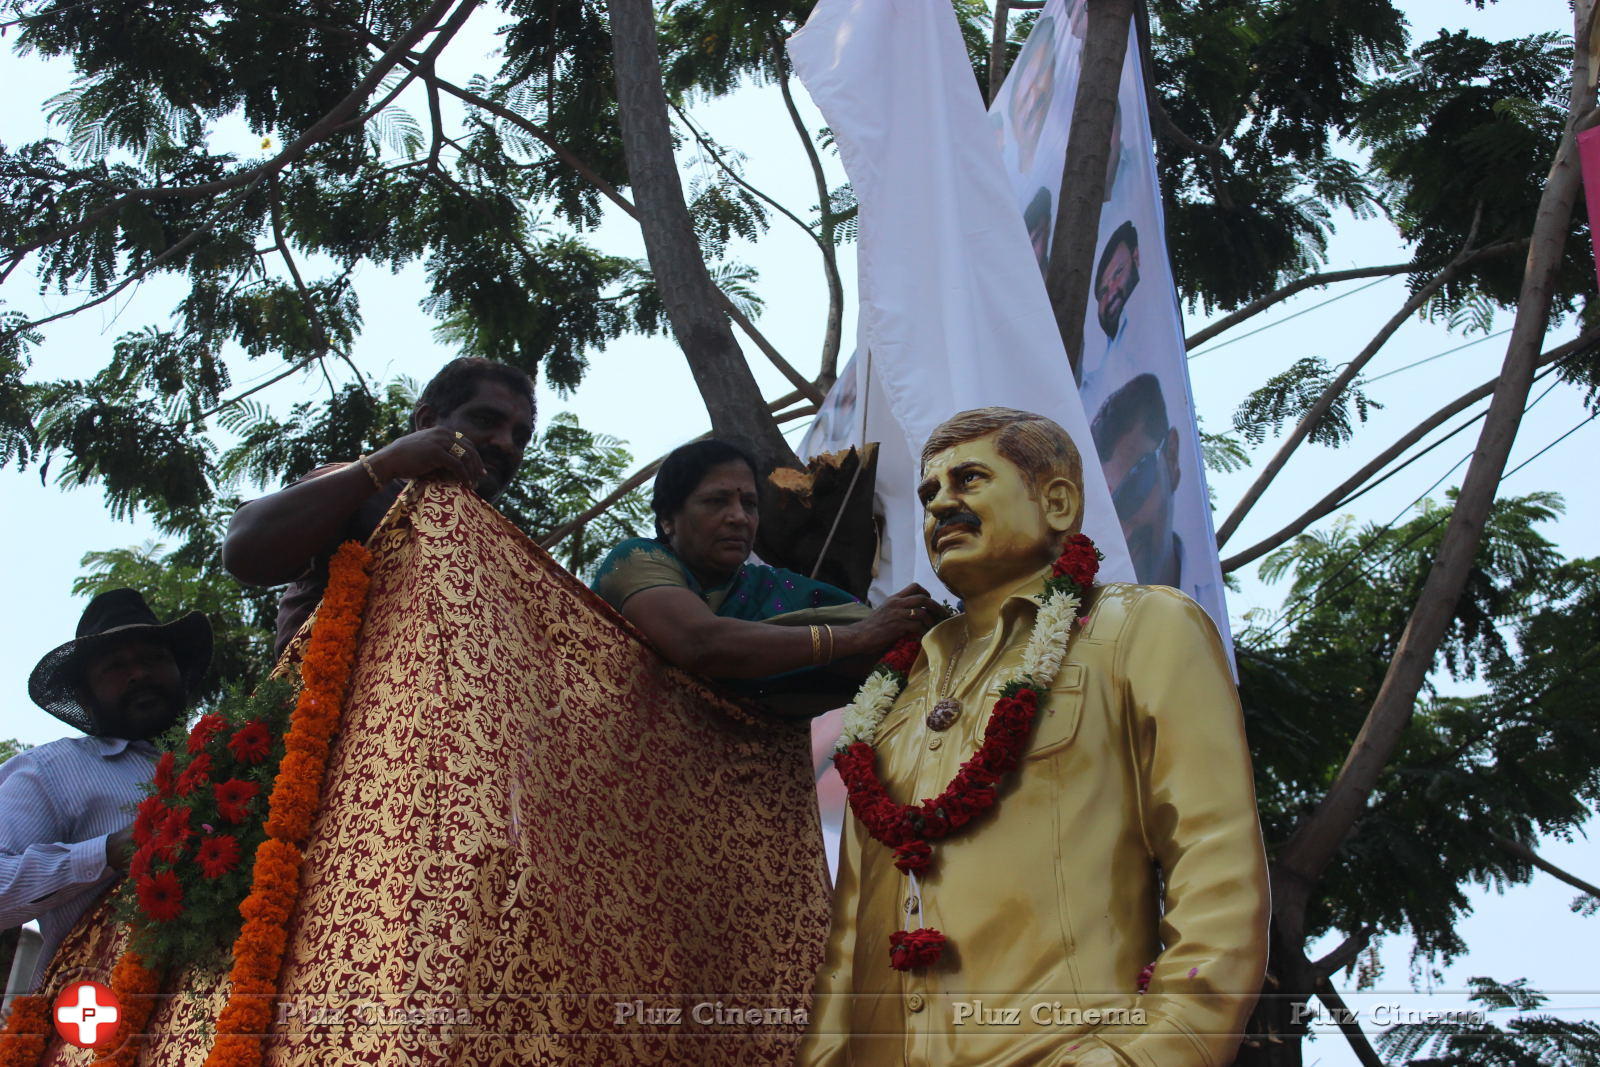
606,0,799,474
1043,0,1134,376
1273,0,1595,900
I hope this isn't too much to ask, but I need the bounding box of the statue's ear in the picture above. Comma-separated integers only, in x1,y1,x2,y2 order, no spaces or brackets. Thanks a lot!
1041,476,1081,534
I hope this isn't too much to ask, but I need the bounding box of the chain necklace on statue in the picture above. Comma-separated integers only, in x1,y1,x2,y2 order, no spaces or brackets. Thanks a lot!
925,629,969,731
926,623,995,731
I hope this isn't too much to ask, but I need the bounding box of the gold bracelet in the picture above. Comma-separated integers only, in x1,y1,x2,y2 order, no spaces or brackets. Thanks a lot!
810,625,823,666
357,454,385,491
823,624,835,664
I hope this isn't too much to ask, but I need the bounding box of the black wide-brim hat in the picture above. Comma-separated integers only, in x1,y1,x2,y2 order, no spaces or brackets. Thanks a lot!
28,588,214,734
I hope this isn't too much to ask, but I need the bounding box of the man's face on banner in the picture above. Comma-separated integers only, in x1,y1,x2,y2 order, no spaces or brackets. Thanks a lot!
1101,409,1181,587
1095,238,1140,339
1008,22,1056,170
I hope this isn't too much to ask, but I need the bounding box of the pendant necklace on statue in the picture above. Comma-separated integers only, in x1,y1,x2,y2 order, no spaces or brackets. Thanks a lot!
927,623,985,731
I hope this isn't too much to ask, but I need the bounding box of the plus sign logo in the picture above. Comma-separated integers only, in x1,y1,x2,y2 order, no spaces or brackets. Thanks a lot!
52,980,122,1049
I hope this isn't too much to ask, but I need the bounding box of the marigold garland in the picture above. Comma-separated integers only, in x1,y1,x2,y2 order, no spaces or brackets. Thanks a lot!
203,540,370,1067
0,994,50,1067
94,952,162,1066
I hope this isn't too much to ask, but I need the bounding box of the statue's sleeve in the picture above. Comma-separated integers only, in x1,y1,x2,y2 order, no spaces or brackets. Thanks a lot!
796,815,865,1067
1101,588,1270,1067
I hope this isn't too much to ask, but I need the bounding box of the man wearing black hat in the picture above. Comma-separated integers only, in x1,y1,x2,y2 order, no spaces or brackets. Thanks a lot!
0,589,212,989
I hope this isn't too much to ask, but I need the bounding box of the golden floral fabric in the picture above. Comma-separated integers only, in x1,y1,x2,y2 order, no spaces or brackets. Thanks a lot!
34,481,830,1066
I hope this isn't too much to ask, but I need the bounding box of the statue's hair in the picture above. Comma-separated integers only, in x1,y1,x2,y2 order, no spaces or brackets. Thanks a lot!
920,407,1083,502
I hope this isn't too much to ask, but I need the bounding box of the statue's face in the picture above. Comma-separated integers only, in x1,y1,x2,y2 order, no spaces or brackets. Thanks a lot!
918,434,1075,599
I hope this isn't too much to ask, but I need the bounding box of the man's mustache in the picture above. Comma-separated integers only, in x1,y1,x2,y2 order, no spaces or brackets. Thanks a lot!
117,681,172,714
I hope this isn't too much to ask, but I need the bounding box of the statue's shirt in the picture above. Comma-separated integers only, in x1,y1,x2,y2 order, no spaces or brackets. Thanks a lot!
802,579,1270,1067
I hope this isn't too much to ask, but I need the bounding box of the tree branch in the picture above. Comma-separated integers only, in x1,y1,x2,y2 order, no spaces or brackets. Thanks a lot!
1491,832,1600,898
1271,2,1597,939
1214,240,1523,548
776,47,846,386
1185,261,1431,351
1314,977,1386,1067
1219,325,1600,572
1312,927,1373,979
987,0,1014,104
1043,0,1133,377
417,66,823,404
0,0,464,273
267,177,369,397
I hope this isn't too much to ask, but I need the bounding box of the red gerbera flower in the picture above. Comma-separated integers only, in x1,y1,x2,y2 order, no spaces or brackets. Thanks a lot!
195,834,241,879
136,870,184,922
131,795,165,847
227,721,272,764
154,806,192,860
214,778,261,824
128,844,154,880
187,714,227,754
153,750,176,796
175,752,212,797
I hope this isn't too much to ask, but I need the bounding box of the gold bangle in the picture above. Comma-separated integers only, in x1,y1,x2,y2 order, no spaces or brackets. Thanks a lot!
810,625,822,666
357,455,385,491
823,624,835,664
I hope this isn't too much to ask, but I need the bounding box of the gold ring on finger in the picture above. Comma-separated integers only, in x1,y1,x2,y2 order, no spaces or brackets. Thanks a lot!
449,443,467,458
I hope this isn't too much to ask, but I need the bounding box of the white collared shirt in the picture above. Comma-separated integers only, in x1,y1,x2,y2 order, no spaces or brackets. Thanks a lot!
0,734,157,989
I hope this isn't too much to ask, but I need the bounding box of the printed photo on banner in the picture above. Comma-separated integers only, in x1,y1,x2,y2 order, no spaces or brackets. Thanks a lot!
988,0,1235,654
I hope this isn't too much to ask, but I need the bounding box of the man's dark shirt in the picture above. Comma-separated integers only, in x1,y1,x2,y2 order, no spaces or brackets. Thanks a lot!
272,464,403,657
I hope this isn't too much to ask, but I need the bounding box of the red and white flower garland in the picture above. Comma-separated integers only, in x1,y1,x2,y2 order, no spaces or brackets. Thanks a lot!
833,534,1101,971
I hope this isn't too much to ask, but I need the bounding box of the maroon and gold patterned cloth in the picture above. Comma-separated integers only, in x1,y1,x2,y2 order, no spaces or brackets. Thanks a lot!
36,481,830,1065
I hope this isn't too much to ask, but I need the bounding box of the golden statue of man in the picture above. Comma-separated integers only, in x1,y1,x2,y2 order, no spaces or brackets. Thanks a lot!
800,407,1269,1066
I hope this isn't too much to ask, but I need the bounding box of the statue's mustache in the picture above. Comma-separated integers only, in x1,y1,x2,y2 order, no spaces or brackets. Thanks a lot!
933,511,982,539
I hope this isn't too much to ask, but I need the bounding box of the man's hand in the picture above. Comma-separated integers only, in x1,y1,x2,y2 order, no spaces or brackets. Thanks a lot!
106,827,134,872
367,427,487,488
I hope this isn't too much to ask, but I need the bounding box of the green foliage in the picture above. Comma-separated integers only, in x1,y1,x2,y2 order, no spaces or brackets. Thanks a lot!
1356,31,1583,316
1377,977,1600,1065
113,678,296,969
0,738,33,765
1241,492,1600,960
1233,356,1383,448
1200,428,1250,473
497,412,651,580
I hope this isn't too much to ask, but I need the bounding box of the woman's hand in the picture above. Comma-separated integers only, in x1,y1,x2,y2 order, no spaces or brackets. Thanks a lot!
839,583,944,659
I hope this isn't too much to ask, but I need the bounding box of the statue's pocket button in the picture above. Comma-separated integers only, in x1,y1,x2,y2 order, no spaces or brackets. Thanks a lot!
907,993,925,1013
928,736,943,750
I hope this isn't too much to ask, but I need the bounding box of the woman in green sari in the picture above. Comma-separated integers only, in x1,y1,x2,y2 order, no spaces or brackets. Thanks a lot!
592,440,937,687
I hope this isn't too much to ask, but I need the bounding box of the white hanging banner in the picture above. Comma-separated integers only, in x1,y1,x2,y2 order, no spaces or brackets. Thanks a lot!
789,0,1133,605
989,0,1234,649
